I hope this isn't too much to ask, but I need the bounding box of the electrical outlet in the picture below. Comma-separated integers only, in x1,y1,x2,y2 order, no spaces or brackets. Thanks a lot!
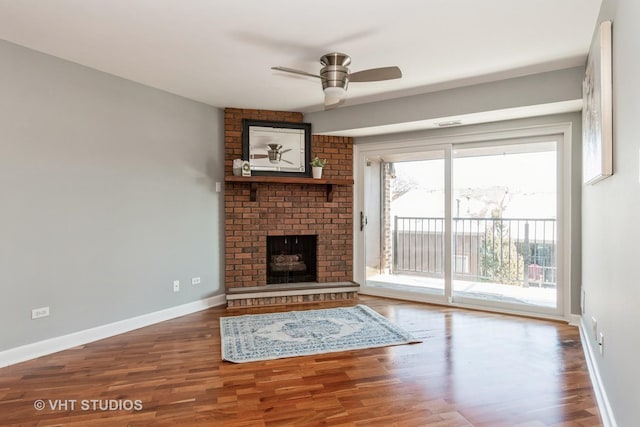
173,280,180,292
591,317,598,340
191,277,201,285
598,332,604,355
31,306,50,319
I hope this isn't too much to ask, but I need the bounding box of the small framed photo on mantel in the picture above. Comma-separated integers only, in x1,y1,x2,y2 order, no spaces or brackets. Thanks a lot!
242,119,312,177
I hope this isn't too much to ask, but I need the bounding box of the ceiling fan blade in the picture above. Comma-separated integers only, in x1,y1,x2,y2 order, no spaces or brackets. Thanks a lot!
271,66,321,79
324,96,346,109
349,66,402,82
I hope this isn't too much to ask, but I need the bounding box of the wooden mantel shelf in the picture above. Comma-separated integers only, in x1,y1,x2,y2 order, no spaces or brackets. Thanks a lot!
225,175,353,202
224,175,353,186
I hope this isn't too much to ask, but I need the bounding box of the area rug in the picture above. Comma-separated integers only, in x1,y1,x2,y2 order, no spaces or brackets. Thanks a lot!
220,304,421,363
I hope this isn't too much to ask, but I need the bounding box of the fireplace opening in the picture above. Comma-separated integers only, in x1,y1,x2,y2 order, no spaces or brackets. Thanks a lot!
267,235,317,284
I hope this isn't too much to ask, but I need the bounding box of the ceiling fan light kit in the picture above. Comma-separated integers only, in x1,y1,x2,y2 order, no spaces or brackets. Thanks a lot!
272,52,402,107
324,86,347,100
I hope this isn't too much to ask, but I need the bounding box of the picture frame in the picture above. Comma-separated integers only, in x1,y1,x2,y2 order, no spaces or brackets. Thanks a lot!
583,20,613,185
242,119,312,177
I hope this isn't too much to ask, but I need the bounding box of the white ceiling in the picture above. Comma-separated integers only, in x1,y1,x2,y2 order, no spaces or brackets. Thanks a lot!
0,0,602,113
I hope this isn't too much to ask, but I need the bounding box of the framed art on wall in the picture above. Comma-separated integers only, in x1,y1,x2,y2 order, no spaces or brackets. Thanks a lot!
242,119,312,177
583,20,613,185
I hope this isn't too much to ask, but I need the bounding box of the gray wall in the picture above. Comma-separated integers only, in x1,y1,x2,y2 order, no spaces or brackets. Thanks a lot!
306,66,583,135
0,40,224,351
582,0,640,425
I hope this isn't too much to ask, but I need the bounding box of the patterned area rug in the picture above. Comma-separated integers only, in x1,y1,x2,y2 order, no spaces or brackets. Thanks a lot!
220,304,420,363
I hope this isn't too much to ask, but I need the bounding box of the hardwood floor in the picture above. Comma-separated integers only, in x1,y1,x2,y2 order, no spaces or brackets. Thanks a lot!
0,295,601,426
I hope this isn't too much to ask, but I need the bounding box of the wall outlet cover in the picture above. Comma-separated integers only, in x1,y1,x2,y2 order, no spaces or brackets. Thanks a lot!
599,332,604,355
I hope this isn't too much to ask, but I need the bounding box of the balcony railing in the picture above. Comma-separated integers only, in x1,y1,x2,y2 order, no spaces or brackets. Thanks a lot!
393,217,556,287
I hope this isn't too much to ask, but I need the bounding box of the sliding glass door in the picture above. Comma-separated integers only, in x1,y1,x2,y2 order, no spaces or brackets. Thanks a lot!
357,132,564,317
363,150,447,300
451,141,558,310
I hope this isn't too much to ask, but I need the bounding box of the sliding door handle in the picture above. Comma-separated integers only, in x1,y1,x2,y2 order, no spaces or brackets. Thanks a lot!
360,212,367,231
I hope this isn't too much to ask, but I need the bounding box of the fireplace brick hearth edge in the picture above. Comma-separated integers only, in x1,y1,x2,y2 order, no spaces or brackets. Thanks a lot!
224,108,356,308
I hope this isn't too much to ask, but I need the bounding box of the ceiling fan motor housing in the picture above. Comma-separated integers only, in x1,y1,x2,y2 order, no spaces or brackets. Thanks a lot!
320,52,351,91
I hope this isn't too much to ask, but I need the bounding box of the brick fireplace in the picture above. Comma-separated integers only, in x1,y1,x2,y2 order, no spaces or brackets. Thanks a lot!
223,108,357,307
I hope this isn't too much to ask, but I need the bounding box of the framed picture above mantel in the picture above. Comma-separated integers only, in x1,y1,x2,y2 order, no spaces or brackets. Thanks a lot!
242,119,312,177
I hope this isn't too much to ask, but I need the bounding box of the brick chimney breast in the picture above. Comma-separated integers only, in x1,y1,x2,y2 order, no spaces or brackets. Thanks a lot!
223,108,354,307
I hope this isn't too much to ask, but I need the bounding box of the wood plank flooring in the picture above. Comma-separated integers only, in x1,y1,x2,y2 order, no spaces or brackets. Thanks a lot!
0,295,601,426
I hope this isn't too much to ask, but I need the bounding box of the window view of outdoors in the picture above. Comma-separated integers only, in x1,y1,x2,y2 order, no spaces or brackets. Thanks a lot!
366,142,558,309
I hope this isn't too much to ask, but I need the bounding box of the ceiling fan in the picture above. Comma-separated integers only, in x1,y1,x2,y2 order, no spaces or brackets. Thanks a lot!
272,52,402,107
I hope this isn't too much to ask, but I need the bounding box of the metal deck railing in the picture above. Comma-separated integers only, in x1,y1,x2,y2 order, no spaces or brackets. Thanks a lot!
393,217,556,287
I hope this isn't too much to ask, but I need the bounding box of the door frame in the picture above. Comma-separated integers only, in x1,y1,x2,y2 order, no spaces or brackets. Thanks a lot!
353,123,573,321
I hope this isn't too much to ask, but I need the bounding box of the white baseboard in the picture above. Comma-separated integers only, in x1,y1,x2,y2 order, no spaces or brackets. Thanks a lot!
0,294,226,368
578,317,618,427
568,313,581,326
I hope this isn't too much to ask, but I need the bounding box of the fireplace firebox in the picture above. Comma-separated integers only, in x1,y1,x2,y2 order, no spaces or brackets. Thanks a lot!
267,235,317,284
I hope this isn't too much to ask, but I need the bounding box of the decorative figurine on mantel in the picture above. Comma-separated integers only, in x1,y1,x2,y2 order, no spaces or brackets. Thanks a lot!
310,157,327,179
241,161,251,176
232,159,243,176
